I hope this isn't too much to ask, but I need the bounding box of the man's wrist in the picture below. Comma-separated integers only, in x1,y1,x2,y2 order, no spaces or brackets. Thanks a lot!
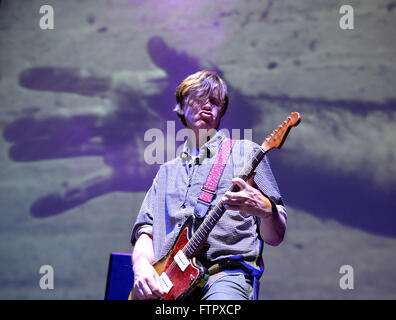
260,193,278,218
132,255,152,273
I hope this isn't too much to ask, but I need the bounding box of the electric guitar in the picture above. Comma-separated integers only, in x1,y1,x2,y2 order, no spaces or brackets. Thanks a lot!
129,112,301,300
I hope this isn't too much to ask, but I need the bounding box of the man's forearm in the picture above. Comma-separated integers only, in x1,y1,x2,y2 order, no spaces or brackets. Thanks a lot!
259,206,287,246
131,233,167,299
132,233,155,266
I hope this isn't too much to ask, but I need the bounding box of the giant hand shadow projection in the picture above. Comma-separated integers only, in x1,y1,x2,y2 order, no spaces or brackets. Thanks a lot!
3,36,395,238
3,36,254,218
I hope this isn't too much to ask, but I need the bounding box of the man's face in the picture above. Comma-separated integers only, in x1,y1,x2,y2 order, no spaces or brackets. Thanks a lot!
181,95,222,132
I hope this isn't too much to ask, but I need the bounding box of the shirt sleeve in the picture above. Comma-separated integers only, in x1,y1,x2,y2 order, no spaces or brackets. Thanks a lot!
130,170,159,245
253,155,283,205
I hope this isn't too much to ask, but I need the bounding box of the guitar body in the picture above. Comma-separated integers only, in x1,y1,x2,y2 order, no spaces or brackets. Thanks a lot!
129,217,208,300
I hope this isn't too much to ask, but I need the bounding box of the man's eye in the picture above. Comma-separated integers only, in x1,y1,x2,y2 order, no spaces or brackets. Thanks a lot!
190,99,201,106
210,98,220,106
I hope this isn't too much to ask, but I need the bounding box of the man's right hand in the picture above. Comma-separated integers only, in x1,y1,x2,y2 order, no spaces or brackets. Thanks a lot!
132,257,167,299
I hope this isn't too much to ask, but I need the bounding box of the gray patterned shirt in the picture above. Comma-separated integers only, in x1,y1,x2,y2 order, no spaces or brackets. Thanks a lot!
130,129,286,278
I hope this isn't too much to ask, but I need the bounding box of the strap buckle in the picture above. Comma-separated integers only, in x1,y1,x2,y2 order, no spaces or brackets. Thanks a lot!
200,187,216,195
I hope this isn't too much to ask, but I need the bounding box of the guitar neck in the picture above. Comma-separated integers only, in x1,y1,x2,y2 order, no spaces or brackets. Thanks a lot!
183,146,268,258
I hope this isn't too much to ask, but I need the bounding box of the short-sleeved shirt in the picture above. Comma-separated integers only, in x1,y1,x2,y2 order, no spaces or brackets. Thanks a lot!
130,129,286,279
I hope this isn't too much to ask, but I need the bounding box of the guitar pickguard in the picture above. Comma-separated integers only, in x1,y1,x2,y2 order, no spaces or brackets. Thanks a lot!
155,217,208,300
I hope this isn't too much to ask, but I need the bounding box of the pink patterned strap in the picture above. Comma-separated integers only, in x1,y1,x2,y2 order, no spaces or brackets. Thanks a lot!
198,139,234,204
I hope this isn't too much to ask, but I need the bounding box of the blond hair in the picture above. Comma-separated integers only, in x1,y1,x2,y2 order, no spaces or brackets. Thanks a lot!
174,70,229,126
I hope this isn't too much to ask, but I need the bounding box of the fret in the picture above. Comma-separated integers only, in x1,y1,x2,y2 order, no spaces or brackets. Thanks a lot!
185,245,193,257
195,232,204,242
204,221,213,231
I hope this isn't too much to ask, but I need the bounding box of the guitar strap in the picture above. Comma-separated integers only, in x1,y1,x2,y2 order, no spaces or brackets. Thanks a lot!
194,138,235,219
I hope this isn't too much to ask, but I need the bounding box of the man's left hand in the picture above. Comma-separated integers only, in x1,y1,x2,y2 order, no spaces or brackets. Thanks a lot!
222,177,273,218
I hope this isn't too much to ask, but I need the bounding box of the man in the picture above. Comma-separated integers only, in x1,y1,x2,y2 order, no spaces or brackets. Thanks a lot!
130,70,287,300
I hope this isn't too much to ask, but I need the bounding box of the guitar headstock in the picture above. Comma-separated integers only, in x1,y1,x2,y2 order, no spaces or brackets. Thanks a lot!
261,112,301,151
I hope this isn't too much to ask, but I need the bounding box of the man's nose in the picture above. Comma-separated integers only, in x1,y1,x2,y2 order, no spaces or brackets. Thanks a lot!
201,100,212,110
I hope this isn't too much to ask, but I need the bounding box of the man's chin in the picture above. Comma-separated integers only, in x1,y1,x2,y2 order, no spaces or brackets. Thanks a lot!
195,119,213,129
